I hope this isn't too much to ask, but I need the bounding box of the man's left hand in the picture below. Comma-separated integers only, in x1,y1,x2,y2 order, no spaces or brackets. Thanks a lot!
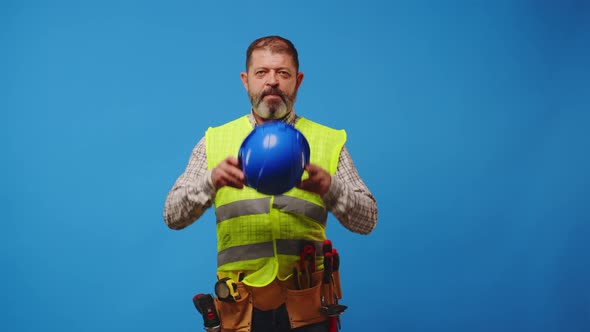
297,163,331,196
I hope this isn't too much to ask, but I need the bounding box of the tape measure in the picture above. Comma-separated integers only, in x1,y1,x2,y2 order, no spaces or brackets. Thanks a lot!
214,277,240,302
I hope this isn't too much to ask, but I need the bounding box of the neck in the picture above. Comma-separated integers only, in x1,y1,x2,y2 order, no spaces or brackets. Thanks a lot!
252,109,296,125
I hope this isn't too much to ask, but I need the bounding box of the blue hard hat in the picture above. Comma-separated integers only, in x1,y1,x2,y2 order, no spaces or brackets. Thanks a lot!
238,121,310,195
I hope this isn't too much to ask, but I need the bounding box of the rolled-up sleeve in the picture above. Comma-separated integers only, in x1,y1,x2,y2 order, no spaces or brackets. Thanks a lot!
163,138,216,230
322,146,378,234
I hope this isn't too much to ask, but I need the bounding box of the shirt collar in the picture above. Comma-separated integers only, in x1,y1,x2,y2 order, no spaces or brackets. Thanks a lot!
247,110,299,127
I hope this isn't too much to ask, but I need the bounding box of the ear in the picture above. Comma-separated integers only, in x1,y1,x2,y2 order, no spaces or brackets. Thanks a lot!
240,72,249,91
295,72,304,90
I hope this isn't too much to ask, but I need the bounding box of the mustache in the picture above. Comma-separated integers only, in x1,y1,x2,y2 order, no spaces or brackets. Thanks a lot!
260,87,286,101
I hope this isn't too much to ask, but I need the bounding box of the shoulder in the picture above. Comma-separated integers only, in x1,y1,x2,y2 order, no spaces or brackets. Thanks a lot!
297,117,347,140
208,115,250,132
297,117,339,130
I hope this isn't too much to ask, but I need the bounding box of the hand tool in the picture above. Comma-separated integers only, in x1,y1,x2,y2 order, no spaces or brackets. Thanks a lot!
214,277,241,302
331,248,344,330
332,249,339,273
323,251,333,285
192,293,221,332
300,243,316,288
320,240,347,331
322,240,334,287
293,266,301,290
321,247,338,332
323,239,332,257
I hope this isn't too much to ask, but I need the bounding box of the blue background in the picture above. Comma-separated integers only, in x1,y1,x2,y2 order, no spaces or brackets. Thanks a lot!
2,1,589,331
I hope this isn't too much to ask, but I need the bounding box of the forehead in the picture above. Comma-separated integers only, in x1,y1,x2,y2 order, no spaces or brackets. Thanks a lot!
249,49,297,70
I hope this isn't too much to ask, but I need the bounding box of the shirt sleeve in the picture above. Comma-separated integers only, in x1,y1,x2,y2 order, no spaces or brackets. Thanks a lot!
322,145,378,234
163,137,216,230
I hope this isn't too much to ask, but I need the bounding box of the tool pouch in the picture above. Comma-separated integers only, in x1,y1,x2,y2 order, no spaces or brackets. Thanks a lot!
214,285,253,332
285,271,327,329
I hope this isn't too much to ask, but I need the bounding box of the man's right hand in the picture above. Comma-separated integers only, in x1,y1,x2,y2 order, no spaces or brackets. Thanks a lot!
211,156,245,190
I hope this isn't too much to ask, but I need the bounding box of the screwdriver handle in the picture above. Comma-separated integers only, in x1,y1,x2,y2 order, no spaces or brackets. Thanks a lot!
323,239,332,255
323,252,333,284
301,243,316,272
332,248,340,271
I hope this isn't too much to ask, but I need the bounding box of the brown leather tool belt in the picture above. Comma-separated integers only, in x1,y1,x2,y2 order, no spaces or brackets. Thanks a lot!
214,270,342,331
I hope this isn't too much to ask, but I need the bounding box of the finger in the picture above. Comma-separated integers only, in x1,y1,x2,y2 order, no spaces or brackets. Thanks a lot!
226,177,245,189
305,164,326,179
219,173,244,189
220,157,245,180
298,165,330,195
225,156,240,167
224,165,245,183
297,179,313,191
213,163,244,189
304,163,318,174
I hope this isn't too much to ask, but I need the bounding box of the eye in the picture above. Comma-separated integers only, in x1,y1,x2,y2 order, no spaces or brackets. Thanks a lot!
278,70,291,78
255,70,266,77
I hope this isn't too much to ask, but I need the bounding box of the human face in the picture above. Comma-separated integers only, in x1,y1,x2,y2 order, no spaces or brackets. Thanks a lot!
241,49,304,123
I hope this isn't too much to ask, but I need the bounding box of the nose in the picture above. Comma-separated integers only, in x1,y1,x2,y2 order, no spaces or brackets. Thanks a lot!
266,71,279,87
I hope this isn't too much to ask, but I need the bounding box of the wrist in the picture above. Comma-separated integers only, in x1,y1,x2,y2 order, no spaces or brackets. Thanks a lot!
322,176,341,205
205,169,217,196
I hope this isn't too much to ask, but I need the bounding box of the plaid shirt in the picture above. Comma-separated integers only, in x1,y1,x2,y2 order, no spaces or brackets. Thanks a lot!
164,112,377,234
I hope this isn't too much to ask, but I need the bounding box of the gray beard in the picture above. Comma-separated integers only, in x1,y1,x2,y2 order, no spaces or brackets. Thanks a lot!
252,98,290,120
250,89,296,120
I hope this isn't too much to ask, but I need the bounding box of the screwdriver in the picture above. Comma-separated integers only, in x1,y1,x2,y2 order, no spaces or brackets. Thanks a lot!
300,243,315,288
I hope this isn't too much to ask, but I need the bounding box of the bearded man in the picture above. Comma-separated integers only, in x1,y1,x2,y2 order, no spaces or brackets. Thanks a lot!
164,35,377,332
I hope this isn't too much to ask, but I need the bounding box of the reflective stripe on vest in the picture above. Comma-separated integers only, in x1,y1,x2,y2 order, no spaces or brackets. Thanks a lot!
218,239,324,267
272,195,327,225
216,195,327,226
215,198,271,223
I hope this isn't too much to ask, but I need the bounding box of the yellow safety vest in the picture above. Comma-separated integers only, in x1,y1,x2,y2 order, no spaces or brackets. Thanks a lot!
205,115,346,287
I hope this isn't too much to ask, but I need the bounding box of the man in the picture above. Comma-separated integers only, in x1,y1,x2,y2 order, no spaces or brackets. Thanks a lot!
164,36,377,332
